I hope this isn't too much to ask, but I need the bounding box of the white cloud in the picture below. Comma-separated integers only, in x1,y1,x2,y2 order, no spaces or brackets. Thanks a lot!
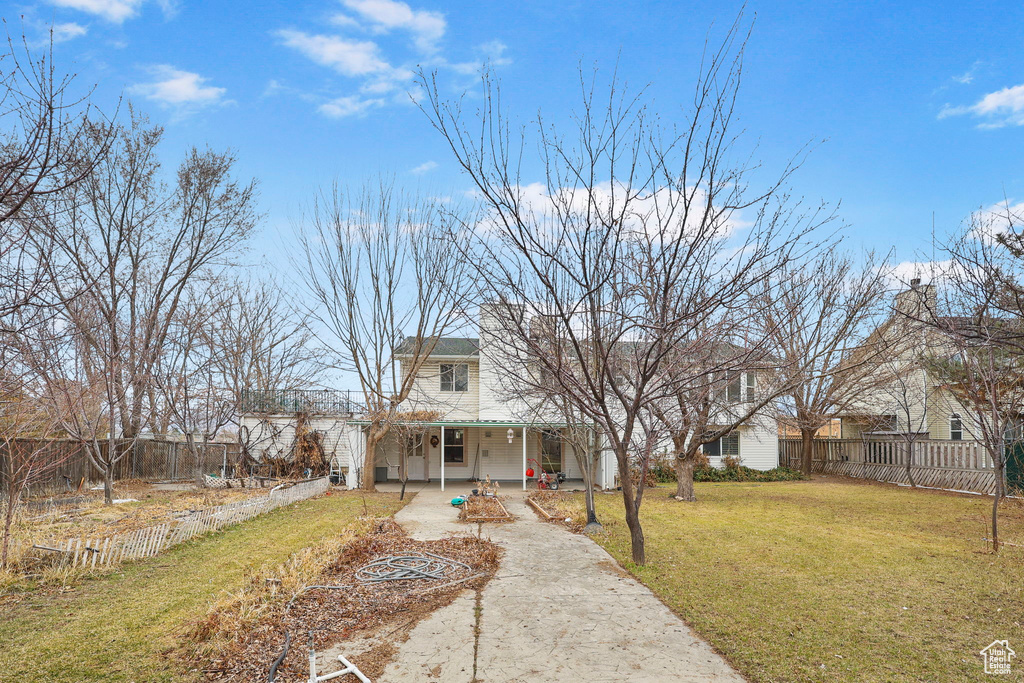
410,160,438,174
967,200,1024,243
276,2,508,119
885,260,958,288
47,0,175,23
129,66,228,113
940,83,1024,128
319,95,385,118
277,29,392,77
341,0,446,53
51,22,88,42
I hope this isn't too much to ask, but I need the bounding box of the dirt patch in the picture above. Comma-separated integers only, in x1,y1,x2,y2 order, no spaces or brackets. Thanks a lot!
594,559,630,578
185,518,500,682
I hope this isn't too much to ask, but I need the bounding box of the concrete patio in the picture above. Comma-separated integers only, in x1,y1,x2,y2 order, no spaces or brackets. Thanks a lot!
376,483,744,682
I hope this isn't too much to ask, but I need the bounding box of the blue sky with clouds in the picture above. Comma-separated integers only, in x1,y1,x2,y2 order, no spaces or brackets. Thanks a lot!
10,0,1024,274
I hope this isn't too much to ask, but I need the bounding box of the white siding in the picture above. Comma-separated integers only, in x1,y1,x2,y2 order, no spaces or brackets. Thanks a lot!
403,360,481,420
238,415,356,470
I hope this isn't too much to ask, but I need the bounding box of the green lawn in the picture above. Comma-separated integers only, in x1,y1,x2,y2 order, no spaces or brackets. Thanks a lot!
585,478,1024,682
0,490,404,682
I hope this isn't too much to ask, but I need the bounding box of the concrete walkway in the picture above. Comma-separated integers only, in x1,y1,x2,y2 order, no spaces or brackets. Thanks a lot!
380,483,744,683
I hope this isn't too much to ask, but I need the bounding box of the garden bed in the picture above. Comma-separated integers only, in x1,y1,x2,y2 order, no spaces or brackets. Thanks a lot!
458,495,514,523
526,491,587,532
184,518,500,682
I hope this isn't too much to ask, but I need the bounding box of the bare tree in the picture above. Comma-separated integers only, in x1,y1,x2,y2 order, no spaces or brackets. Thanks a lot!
295,181,474,491
29,112,257,503
917,209,1024,551
650,316,789,502
760,250,891,475
417,18,824,564
0,31,106,238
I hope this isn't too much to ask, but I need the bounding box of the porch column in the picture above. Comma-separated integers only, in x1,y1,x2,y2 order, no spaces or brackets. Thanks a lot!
522,426,527,491
440,425,445,492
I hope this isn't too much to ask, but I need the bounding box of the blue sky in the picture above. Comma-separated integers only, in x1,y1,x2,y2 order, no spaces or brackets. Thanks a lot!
11,0,1024,276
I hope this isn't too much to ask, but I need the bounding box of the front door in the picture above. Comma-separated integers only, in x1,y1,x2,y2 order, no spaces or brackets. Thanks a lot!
405,434,426,481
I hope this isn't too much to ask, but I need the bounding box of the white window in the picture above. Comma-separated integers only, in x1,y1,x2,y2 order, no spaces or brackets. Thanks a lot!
950,414,963,441
703,432,740,457
440,364,469,392
726,372,741,403
725,372,754,403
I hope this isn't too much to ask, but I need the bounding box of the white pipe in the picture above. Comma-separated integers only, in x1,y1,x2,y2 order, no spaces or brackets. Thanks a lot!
308,654,372,683
440,426,445,492
522,426,527,491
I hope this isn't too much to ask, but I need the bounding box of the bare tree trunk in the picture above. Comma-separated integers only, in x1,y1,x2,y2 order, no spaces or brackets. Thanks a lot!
616,448,645,565
800,427,815,476
675,454,696,501
992,459,1003,552
581,439,600,530
361,428,385,492
103,435,115,505
904,442,917,488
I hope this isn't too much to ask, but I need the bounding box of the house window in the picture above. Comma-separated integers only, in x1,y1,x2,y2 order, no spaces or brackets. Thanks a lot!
440,364,469,392
726,372,741,403
950,414,962,441
540,430,562,472
703,432,740,458
725,372,753,403
443,428,465,464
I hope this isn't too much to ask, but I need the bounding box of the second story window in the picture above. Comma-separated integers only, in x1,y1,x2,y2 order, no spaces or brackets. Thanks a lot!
440,363,469,392
725,372,754,403
950,414,963,441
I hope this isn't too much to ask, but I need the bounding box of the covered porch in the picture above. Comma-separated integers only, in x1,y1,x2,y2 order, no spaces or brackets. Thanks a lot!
358,420,580,491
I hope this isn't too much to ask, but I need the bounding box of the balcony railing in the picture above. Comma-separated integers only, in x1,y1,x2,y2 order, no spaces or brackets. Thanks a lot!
240,389,362,415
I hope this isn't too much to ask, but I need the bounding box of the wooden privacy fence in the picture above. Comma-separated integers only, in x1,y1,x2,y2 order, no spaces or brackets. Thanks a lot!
779,438,998,494
2,438,241,497
26,477,330,571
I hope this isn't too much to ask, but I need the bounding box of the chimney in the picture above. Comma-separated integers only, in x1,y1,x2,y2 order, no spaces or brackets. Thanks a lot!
893,281,936,319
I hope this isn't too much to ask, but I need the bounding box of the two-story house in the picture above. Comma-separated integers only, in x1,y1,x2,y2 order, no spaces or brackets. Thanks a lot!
241,305,781,489
837,280,973,441
340,305,779,489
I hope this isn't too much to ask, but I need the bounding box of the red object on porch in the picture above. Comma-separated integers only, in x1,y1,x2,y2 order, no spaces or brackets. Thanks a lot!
525,467,535,477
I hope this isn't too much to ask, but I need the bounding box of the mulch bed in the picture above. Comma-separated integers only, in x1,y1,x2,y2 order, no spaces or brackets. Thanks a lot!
191,519,500,682
458,495,514,523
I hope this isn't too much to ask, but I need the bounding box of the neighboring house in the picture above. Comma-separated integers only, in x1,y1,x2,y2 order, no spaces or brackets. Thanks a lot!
240,305,780,489
838,280,972,441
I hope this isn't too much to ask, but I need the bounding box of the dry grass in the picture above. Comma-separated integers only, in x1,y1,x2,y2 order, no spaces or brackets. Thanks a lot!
581,477,1024,682
526,490,588,531
0,490,406,682
2,482,271,590
186,518,501,681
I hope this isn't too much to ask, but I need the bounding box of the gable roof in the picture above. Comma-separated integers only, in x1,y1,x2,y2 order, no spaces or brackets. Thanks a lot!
396,336,480,358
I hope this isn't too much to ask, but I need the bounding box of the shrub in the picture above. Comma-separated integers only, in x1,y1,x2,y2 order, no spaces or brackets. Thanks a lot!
693,465,805,483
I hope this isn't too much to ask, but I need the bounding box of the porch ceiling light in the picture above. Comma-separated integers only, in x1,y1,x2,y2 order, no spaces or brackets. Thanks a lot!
507,428,515,443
